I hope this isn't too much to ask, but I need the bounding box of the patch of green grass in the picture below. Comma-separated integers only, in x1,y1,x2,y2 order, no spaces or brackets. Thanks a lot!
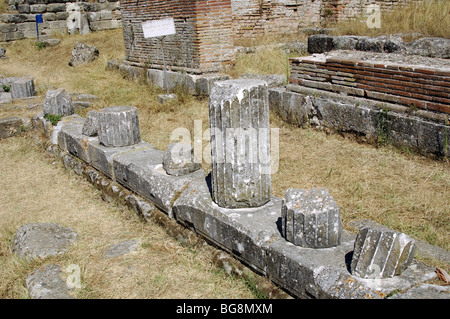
43,113,63,126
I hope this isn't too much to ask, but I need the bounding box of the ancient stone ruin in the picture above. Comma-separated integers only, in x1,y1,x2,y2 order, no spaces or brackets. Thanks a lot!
28,73,442,298
2,0,448,300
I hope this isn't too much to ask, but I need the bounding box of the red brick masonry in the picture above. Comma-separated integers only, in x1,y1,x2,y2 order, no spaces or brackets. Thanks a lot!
290,56,450,114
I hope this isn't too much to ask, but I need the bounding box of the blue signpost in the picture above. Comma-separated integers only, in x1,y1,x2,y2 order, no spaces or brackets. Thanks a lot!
36,14,43,41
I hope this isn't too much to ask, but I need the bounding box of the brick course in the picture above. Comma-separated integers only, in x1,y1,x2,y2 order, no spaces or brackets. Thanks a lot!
290,56,450,114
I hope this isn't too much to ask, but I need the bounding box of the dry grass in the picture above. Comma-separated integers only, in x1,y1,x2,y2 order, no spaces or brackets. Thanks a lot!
0,136,257,299
0,27,448,293
331,0,450,39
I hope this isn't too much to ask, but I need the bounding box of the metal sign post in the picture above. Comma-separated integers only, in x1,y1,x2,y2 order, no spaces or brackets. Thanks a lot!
36,14,43,41
142,18,176,95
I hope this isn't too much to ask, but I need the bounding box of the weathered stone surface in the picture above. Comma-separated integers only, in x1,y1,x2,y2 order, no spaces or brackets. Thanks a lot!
351,225,416,279
26,264,74,299
173,175,282,273
0,92,12,104
307,34,334,53
68,42,99,67
276,85,450,158
42,38,61,47
269,87,313,127
162,143,201,176
195,73,231,96
10,76,35,99
125,194,159,222
97,105,140,147
239,73,286,88
349,219,450,264
0,47,6,58
57,115,93,163
113,147,206,218
43,88,74,116
172,176,436,299
281,188,342,248
0,116,28,139
82,110,99,136
390,283,450,299
11,223,78,260
103,239,140,258
88,139,156,178
405,37,450,59
157,93,177,104
209,79,271,208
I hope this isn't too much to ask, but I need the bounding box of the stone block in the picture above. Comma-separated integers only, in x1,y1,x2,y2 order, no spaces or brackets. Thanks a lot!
0,116,28,139
57,115,93,163
97,105,140,147
17,4,30,14
46,3,66,12
173,176,282,273
351,225,417,279
307,34,334,53
69,42,98,67
100,9,112,20
43,88,74,116
281,188,342,248
268,87,313,127
147,68,197,95
157,93,176,104
10,76,35,99
113,147,206,218
26,264,74,299
82,110,99,136
162,143,201,176
195,73,230,96
11,223,78,260
30,4,47,13
88,139,156,178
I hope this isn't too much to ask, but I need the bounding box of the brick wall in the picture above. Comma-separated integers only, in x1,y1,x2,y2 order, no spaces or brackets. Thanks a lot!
290,55,450,114
232,0,427,38
121,0,235,74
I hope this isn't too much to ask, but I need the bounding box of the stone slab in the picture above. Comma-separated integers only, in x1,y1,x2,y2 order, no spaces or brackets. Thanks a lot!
88,139,156,179
26,264,74,299
113,147,206,218
11,223,78,260
57,115,94,163
172,176,437,299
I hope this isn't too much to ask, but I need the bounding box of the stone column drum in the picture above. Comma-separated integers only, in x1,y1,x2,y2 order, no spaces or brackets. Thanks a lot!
281,188,342,248
97,106,140,147
209,79,271,208
351,225,416,279
10,76,35,99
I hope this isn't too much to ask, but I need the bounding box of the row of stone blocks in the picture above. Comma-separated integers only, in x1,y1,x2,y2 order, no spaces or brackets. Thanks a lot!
36,80,436,298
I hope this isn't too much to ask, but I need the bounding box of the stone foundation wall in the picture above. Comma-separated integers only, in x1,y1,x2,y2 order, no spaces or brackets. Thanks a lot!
0,0,121,42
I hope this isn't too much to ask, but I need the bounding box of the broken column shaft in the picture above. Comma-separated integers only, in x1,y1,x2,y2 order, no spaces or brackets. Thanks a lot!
97,106,140,147
209,79,271,209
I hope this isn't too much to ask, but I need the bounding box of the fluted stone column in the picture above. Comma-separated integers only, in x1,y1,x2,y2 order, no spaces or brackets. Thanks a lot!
97,106,140,147
10,76,35,99
209,79,271,208
351,225,416,279
43,88,74,116
281,188,342,248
